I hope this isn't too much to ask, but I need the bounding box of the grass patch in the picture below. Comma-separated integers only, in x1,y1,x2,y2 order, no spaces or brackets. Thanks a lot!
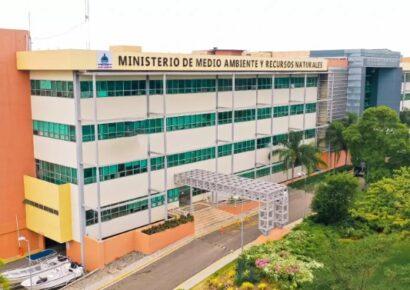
191,261,236,290
294,221,410,290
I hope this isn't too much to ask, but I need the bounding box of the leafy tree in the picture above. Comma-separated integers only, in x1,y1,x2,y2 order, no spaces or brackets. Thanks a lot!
311,173,358,224
342,112,358,127
270,131,326,179
351,167,410,233
343,106,410,183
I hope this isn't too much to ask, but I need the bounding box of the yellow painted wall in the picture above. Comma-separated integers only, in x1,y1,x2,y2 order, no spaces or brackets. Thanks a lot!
24,175,72,243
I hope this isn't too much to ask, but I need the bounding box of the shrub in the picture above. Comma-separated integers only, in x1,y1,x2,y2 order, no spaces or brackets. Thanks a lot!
257,282,268,289
241,281,254,289
227,269,236,279
311,173,358,224
142,214,193,235
208,277,219,288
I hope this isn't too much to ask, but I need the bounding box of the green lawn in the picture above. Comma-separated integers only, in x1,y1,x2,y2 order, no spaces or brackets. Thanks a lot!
295,222,410,290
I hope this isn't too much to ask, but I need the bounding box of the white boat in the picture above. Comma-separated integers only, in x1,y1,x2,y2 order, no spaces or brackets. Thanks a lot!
20,262,84,290
1,255,69,285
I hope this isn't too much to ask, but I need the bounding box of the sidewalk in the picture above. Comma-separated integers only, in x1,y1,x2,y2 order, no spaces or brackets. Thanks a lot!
174,219,302,290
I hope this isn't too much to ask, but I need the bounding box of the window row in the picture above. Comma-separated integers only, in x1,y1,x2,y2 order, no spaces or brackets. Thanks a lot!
85,193,164,225
23,199,59,215
33,120,94,142
31,80,74,98
238,162,285,179
34,103,317,143
35,129,315,185
31,77,319,98
85,186,207,225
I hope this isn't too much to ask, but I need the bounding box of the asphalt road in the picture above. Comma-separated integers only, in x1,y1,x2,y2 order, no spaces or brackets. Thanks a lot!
107,189,311,290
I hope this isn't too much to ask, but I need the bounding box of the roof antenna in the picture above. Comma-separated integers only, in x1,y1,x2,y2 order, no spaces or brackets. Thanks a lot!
27,0,32,50
85,0,90,49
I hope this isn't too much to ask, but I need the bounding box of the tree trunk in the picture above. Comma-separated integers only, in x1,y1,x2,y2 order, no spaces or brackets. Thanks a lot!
291,164,295,179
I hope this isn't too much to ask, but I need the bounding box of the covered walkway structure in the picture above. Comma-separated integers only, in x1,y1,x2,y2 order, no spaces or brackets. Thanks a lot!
174,169,288,235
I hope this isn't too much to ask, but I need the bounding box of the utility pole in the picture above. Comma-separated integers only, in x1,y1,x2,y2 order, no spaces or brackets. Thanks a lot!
85,0,90,49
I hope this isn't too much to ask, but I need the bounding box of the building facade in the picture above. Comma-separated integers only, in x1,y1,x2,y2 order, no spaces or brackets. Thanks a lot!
17,48,327,262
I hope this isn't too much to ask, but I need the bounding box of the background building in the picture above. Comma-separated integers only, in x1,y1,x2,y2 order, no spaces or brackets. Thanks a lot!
311,49,402,115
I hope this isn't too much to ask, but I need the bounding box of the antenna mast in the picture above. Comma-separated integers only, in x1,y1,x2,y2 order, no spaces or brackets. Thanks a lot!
85,0,90,49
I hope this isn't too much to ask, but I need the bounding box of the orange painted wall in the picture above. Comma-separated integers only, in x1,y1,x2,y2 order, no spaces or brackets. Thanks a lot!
320,150,351,170
134,222,194,255
0,29,43,260
67,221,194,271
103,230,135,263
67,236,104,271
327,58,348,68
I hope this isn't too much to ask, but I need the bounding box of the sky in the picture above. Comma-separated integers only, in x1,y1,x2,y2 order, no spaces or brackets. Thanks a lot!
0,0,409,55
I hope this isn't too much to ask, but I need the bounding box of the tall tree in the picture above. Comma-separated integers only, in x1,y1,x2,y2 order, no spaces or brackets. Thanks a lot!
270,131,326,179
343,106,410,183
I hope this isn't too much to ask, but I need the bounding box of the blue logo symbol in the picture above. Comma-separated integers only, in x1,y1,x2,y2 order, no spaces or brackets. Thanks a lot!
97,51,112,69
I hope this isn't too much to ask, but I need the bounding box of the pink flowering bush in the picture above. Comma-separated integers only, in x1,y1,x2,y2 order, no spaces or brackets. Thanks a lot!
236,231,323,289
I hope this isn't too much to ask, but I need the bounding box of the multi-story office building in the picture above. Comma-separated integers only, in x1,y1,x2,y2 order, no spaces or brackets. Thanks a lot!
0,28,407,265
18,47,328,261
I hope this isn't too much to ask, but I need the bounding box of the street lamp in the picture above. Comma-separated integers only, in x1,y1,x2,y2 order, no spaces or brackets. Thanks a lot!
18,236,33,289
233,195,244,252
267,142,274,182
297,171,307,218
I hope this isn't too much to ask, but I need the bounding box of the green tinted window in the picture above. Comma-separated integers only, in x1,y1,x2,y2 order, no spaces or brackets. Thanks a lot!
307,76,318,87
305,128,316,139
291,77,305,88
217,78,232,91
274,77,290,89
257,78,272,90
273,106,289,117
290,104,304,115
235,78,256,91
305,103,317,113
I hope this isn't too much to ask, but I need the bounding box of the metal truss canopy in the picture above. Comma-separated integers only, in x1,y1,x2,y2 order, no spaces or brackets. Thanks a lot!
174,169,289,235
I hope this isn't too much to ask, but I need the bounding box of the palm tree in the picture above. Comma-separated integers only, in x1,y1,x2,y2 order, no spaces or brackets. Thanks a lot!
325,120,346,167
325,113,357,168
270,131,326,179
